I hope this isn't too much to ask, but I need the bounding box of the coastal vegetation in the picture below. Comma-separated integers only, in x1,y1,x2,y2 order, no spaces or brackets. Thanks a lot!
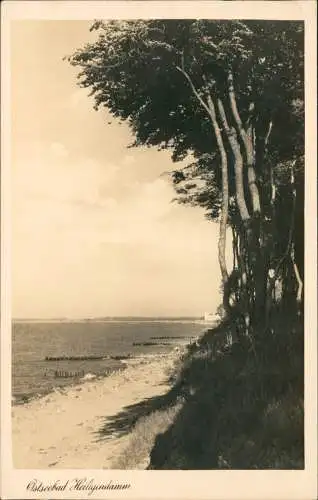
68,20,304,468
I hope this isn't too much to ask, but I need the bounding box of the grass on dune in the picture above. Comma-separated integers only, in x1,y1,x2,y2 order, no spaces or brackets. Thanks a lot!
113,308,304,470
112,402,183,469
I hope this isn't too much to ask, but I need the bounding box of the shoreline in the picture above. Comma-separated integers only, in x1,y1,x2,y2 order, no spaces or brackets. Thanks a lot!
12,351,178,407
12,362,128,407
12,349,181,469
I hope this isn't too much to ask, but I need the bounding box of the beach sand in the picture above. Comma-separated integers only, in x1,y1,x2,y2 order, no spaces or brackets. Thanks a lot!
12,352,178,469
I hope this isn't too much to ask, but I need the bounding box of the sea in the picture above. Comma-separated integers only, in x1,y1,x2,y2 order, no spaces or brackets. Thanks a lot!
12,318,206,404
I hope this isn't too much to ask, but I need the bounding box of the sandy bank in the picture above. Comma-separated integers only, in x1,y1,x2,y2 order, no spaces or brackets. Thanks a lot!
12,352,178,469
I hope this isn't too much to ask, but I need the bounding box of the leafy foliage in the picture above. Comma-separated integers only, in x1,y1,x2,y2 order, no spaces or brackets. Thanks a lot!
68,19,303,220
68,19,304,326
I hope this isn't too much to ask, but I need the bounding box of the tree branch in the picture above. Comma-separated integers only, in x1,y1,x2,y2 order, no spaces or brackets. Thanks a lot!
291,247,303,304
176,66,211,117
245,102,255,129
264,120,273,147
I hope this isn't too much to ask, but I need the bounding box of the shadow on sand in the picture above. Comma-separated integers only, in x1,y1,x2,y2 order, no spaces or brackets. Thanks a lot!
93,380,179,443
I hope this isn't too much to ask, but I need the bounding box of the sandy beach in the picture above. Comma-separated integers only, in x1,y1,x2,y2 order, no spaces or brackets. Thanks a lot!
12,352,178,469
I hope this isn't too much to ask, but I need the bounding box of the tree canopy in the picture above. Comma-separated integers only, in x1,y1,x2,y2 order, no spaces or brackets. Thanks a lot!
68,19,304,341
69,20,303,157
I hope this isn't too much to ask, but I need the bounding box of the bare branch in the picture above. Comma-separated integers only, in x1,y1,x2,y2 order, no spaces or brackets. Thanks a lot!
245,102,255,129
291,248,303,304
176,66,211,117
264,120,273,147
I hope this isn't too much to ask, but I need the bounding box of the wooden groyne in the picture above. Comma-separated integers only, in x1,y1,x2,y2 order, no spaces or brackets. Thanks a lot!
54,370,85,378
150,336,195,340
45,355,105,361
44,354,132,362
133,341,178,346
45,365,128,379
110,354,131,360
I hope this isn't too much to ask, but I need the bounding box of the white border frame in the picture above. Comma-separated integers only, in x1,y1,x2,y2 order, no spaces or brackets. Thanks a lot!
1,2,317,499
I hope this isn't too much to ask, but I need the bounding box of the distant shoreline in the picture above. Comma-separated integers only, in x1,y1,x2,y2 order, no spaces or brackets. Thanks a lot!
12,318,208,325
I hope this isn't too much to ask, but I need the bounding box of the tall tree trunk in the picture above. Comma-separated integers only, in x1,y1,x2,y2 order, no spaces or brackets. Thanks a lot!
205,94,229,289
175,66,230,296
267,160,301,319
217,98,250,223
289,162,303,308
228,72,261,215
217,97,253,336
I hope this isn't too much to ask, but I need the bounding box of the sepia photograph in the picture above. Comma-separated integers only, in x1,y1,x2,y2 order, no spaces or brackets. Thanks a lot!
1,1,317,499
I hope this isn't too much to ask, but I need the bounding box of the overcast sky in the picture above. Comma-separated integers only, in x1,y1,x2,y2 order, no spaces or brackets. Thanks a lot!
11,20,229,319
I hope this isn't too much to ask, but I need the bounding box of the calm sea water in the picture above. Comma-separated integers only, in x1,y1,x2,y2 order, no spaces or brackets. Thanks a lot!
12,320,204,402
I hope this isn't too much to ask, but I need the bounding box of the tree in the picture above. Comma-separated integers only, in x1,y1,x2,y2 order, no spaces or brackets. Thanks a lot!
67,19,304,340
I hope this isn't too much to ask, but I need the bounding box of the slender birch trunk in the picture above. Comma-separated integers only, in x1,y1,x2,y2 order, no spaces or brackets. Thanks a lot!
176,66,230,291
217,98,250,223
227,71,261,215
217,97,253,335
205,93,229,287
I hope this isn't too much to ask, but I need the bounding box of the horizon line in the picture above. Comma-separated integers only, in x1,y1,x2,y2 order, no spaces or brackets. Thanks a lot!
12,314,209,321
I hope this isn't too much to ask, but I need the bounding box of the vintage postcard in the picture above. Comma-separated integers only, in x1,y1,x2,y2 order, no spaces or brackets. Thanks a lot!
1,1,317,499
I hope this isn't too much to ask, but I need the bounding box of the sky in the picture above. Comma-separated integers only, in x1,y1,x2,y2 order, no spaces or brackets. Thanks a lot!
11,20,230,319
